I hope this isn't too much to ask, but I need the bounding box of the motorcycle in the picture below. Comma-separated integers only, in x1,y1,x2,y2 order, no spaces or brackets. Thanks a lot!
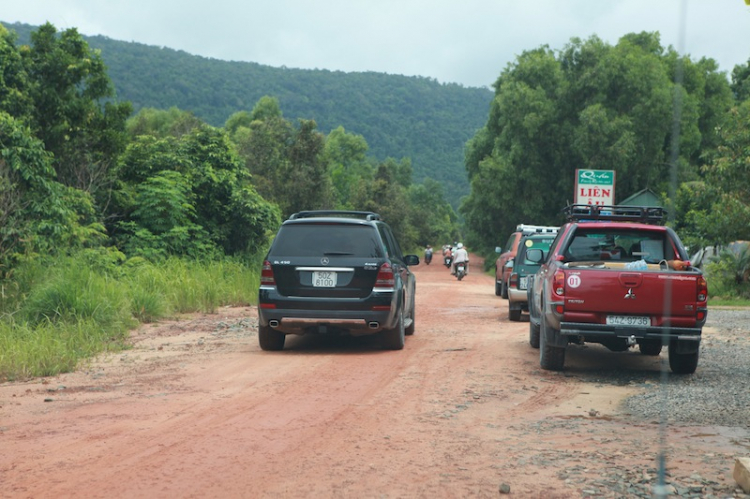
424,248,433,265
455,262,466,281
444,254,452,268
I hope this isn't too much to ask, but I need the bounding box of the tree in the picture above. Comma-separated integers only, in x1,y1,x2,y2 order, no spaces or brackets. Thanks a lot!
0,112,104,270
111,124,280,259
21,23,132,203
461,32,733,254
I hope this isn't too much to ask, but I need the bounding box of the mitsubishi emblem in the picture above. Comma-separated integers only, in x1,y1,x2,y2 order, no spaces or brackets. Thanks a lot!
321,257,330,266
624,288,636,299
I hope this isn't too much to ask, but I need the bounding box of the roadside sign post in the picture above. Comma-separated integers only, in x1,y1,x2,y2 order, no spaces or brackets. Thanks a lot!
575,169,615,205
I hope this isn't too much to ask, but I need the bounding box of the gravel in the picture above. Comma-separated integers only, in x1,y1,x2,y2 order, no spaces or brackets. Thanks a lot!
621,308,750,427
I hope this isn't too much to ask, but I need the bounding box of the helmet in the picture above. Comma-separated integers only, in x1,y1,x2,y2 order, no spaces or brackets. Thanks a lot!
457,243,463,249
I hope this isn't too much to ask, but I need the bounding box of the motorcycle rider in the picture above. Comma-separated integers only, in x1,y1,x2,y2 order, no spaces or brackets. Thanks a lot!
424,245,433,264
451,242,469,276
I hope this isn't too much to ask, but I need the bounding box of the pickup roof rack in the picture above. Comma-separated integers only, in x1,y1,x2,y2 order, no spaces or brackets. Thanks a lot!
517,224,558,235
563,204,665,225
288,210,382,221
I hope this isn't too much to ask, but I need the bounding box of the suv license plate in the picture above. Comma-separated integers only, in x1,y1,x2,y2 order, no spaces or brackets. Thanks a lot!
606,315,650,326
312,271,337,287
519,277,528,290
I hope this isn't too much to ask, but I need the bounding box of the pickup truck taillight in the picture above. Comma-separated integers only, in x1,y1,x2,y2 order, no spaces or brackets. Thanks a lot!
553,270,565,297
697,275,708,303
260,260,276,286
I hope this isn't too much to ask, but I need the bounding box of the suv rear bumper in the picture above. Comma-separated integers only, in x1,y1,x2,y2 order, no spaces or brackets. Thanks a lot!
258,287,398,335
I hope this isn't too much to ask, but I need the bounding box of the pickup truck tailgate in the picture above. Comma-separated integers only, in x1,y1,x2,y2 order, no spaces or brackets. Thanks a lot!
563,268,702,318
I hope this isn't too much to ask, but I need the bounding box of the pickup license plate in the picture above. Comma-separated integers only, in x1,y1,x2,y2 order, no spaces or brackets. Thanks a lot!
312,271,337,287
606,315,650,326
519,276,528,290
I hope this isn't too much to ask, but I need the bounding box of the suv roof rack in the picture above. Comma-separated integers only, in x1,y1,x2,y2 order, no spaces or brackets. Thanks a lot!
516,224,558,235
563,204,665,225
288,210,382,221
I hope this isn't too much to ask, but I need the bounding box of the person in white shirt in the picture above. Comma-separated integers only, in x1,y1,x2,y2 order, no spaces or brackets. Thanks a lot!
451,243,469,275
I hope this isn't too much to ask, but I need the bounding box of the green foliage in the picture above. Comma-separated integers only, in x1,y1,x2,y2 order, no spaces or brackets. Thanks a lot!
704,245,750,299
731,58,750,102
21,23,132,197
0,251,263,380
7,21,492,207
112,124,280,259
126,106,203,139
461,32,734,254
1,111,106,271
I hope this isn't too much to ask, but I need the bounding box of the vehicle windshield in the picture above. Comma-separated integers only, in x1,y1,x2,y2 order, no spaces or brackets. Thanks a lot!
563,229,678,264
271,224,384,258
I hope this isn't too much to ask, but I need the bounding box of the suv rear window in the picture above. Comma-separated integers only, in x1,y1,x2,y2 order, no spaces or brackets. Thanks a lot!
271,224,384,258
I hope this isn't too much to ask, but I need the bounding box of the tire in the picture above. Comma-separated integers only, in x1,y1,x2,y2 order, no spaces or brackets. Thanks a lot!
495,278,502,296
540,314,565,371
382,309,405,350
405,303,415,336
638,340,663,356
668,341,699,374
509,305,521,322
258,325,285,351
457,272,464,281
529,320,540,349
501,280,509,299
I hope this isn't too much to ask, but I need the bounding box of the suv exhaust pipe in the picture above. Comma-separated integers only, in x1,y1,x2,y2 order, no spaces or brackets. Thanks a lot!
269,320,280,328
369,322,379,329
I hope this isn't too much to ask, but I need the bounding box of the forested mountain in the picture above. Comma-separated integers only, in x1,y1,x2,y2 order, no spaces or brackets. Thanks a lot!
7,21,492,206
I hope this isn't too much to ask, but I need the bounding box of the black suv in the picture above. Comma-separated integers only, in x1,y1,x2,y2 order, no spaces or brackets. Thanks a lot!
258,211,419,351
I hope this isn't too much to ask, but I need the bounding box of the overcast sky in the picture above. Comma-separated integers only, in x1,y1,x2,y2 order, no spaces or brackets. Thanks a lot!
3,0,750,88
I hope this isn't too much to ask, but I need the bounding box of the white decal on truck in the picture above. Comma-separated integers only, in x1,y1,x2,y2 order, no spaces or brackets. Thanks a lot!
567,275,581,288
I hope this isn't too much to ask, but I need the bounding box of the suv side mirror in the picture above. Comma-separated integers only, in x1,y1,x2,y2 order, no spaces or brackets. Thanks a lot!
526,248,544,264
495,246,502,254
404,254,420,266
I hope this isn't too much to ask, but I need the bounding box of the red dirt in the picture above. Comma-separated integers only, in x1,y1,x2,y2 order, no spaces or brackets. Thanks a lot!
1,256,745,498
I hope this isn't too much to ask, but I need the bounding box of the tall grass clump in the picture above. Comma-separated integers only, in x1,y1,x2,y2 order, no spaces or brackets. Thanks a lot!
160,257,259,313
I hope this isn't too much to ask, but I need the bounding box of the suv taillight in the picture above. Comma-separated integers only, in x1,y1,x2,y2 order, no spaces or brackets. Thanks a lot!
509,272,518,289
260,260,276,286
375,263,395,288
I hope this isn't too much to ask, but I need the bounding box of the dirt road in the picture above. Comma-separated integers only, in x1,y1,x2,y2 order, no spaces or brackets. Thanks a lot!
1,257,747,498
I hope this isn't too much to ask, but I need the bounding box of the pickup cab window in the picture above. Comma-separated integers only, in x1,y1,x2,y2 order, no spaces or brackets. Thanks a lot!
563,229,678,264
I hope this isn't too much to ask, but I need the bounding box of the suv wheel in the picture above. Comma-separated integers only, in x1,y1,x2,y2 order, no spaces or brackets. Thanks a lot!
382,309,405,350
501,280,509,299
258,325,285,351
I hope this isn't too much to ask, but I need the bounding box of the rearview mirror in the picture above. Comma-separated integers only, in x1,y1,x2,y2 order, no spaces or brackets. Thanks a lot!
526,248,544,264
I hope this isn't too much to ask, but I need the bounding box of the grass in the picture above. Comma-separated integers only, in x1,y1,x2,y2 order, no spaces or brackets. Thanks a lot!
0,253,261,382
708,297,750,308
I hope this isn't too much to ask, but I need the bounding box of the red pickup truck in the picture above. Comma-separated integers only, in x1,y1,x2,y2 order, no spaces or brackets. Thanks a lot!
527,205,708,374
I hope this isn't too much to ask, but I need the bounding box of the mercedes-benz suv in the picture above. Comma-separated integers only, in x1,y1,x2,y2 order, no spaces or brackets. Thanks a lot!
258,211,419,351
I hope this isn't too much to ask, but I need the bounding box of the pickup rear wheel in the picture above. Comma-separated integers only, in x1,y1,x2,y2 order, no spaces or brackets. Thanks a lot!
258,325,285,351
509,305,521,322
495,279,502,296
529,320,540,349
638,339,663,356
501,280,509,299
540,314,565,371
668,341,699,374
